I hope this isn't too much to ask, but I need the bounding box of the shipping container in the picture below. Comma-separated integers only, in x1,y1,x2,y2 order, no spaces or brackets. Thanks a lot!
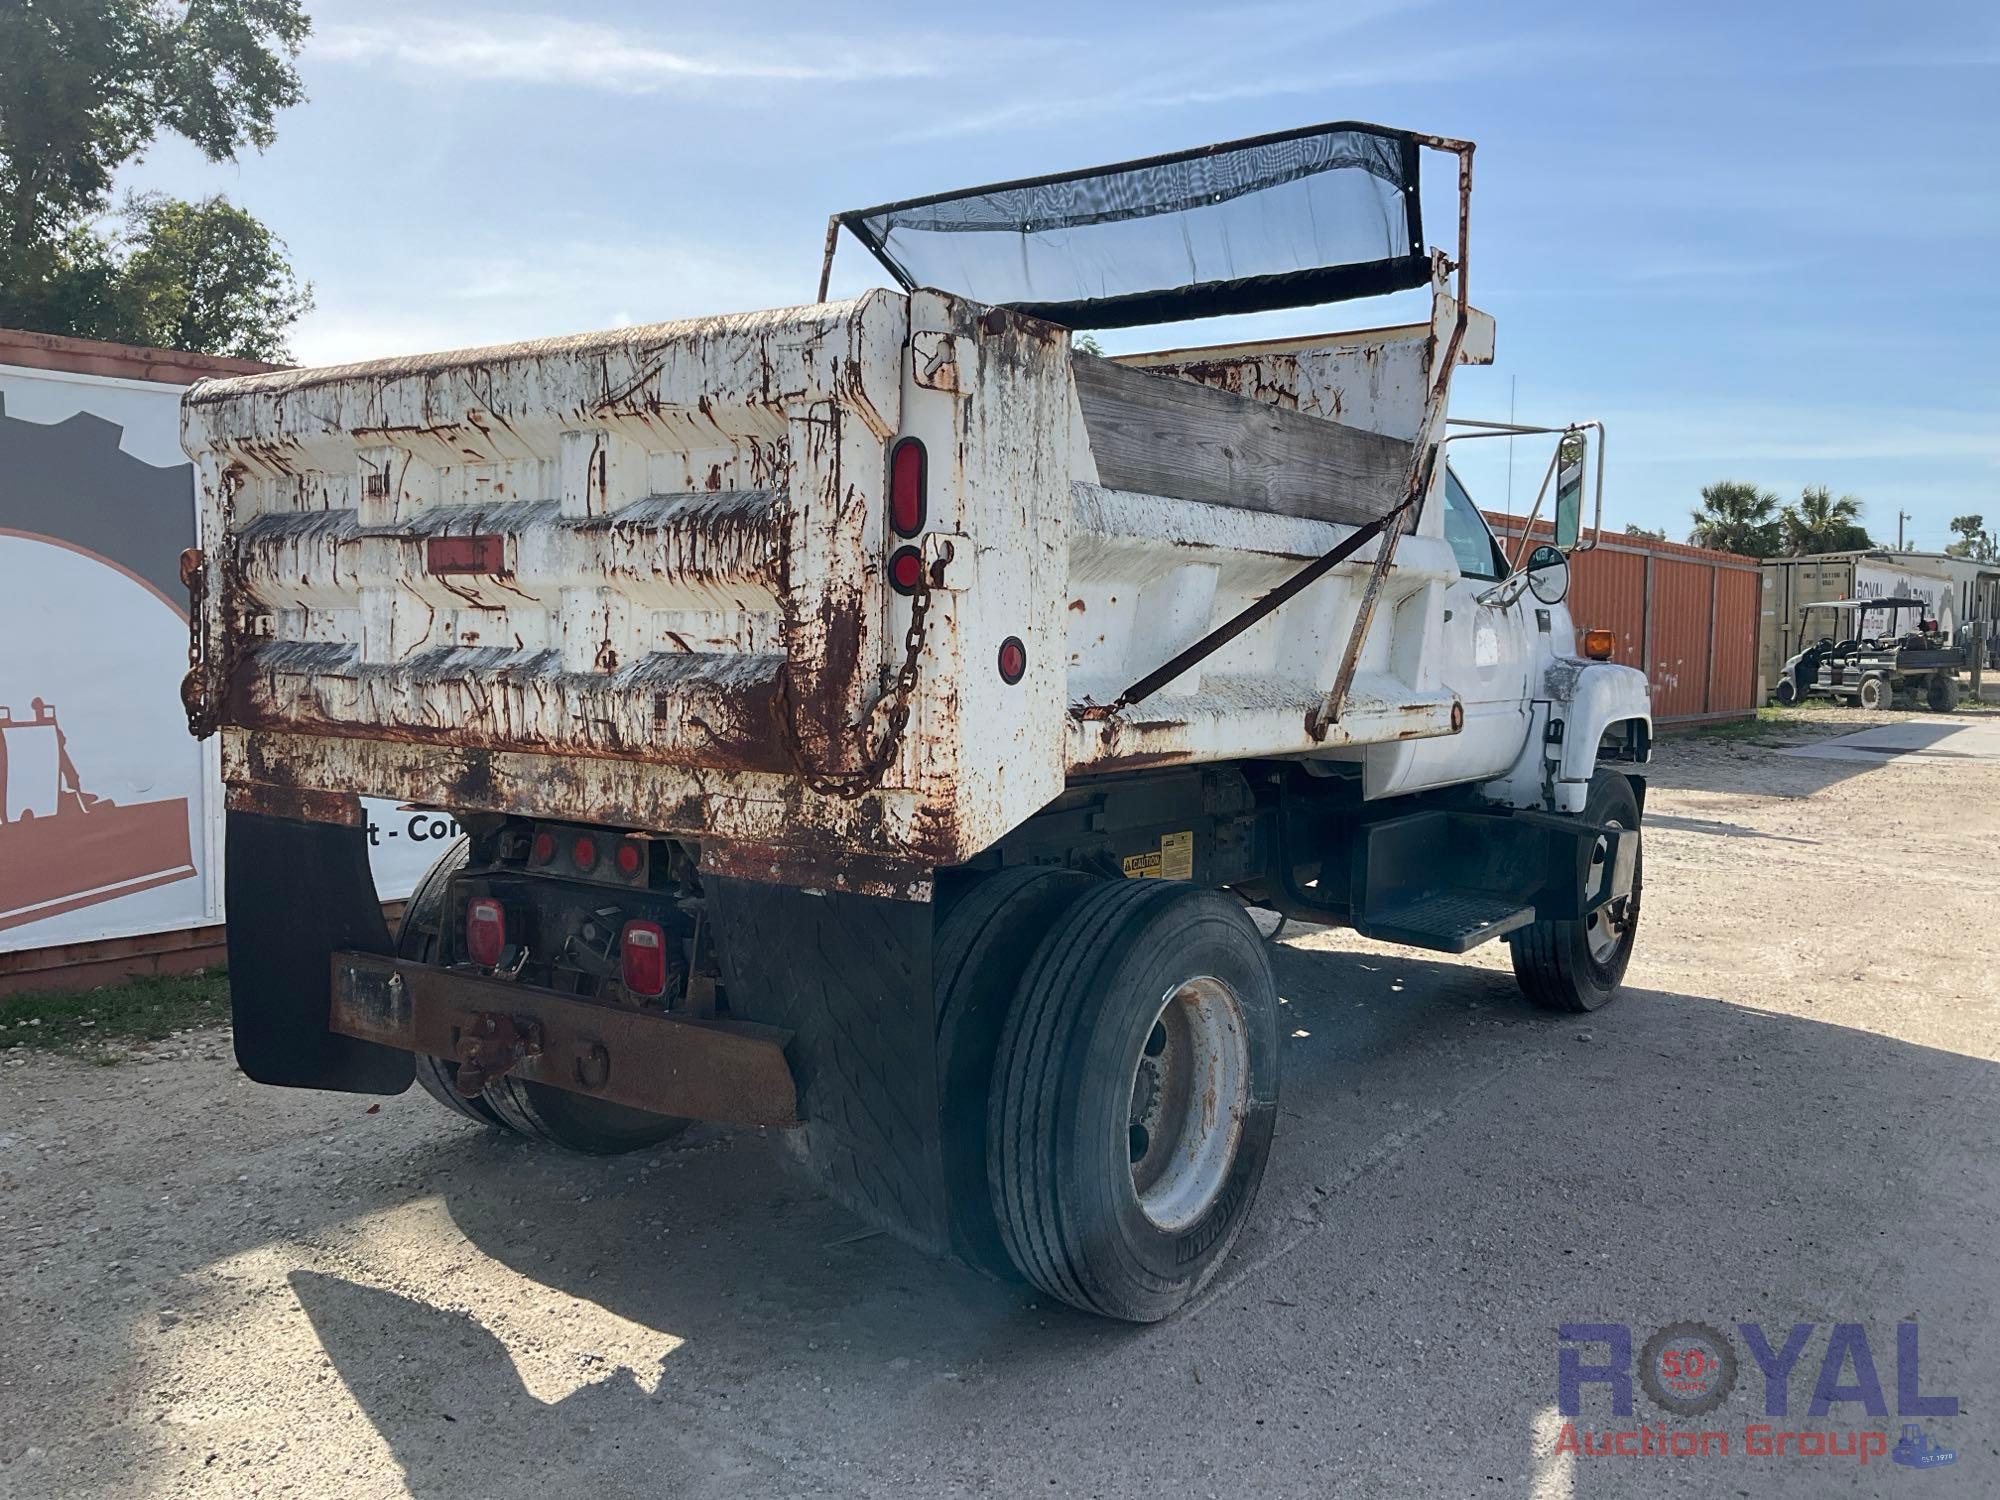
1485,512,1760,725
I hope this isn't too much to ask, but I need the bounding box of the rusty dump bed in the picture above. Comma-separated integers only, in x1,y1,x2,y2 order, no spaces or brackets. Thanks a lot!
182,281,1489,896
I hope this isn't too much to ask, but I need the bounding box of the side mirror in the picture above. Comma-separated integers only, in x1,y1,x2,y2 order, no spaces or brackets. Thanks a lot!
1526,544,1569,604
1553,433,1586,549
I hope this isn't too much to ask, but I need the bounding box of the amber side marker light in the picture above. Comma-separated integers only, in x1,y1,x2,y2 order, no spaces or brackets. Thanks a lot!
1583,628,1618,661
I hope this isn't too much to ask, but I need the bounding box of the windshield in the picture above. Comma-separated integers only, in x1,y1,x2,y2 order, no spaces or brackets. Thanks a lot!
836,121,1429,329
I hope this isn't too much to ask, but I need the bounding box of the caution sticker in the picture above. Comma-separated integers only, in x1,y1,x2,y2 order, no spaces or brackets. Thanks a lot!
1123,830,1194,881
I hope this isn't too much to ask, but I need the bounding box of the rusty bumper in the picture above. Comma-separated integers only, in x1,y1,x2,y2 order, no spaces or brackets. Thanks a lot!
328,952,798,1127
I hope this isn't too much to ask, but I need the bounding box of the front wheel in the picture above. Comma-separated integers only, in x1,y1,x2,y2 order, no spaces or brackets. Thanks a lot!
1773,676,1800,707
1509,770,1642,1014
1858,674,1894,711
988,882,1280,1322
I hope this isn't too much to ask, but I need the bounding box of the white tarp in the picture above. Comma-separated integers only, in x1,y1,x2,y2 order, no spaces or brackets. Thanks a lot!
0,361,436,954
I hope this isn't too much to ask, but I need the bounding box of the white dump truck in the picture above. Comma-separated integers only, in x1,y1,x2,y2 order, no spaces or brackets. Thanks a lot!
179,121,1650,1321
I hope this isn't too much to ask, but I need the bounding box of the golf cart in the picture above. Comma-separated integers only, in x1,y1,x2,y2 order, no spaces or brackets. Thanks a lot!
1772,597,1964,712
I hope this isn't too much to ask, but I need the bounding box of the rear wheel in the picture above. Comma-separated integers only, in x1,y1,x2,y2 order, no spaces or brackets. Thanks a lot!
988,881,1280,1322
934,865,1097,1278
1927,673,1960,713
397,838,509,1129
481,1076,691,1155
1509,770,1642,1014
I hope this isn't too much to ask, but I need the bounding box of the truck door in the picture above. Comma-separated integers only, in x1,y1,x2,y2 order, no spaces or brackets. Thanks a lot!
1372,471,1534,795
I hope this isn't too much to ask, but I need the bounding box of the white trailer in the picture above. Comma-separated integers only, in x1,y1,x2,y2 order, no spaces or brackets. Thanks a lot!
180,121,1651,1321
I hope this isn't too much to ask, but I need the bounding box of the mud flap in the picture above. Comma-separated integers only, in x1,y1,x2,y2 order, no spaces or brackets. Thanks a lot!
225,810,412,1095
705,876,948,1257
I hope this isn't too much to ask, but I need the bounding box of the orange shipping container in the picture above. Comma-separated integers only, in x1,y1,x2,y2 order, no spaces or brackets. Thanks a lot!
1485,512,1761,727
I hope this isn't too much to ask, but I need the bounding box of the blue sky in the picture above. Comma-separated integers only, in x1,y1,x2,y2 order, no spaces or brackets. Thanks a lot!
118,0,1997,546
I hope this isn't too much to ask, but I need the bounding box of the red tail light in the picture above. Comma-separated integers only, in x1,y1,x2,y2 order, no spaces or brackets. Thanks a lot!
889,545,924,595
889,437,926,537
615,841,643,878
570,835,598,873
465,897,507,967
620,919,668,998
530,830,556,865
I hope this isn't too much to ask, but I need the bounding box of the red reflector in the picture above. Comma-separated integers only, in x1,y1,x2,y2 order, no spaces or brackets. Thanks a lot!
615,841,643,877
889,437,926,537
530,831,556,865
571,835,598,873
997,635,1027,684
621,920,668,998
465,897,506,967
889,545,924,595
426,535,507,575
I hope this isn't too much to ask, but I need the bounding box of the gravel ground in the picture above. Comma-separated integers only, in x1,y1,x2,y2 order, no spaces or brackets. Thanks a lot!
3,714,1997,1499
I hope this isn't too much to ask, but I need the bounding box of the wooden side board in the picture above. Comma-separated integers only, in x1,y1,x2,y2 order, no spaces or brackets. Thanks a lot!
1072,353,1412,526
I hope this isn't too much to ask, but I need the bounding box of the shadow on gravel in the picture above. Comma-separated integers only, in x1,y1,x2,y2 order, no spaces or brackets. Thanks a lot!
279,939,2000,1499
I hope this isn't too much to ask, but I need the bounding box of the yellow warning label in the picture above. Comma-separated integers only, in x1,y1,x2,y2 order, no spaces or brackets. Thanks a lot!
1123,831,1194,880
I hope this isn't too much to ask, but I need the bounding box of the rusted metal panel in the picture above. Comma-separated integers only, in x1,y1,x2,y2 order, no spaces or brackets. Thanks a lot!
328,950,798,1126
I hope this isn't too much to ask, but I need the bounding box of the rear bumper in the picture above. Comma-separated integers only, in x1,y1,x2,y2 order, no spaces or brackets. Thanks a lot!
328,951,799,1127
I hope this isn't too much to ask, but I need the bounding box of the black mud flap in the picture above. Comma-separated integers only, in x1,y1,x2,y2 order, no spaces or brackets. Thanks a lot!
226,810,412,1095
706,877,948,1257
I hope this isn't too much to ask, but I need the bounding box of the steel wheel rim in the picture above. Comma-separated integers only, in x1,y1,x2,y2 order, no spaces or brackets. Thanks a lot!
1127,974,1249,1231
1584,817,1630,965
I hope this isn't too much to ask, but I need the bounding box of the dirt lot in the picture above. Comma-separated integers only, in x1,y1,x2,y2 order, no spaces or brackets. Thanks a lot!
4,711,1997,1499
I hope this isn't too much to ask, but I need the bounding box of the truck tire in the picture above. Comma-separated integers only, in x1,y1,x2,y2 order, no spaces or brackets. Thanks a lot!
1858,675,1893,711
935,866,1097,1279
1508,770,1641,1014
1927,673,1960,713
480,1075,691,1156
397,837,510,1130
988,881,1280,1322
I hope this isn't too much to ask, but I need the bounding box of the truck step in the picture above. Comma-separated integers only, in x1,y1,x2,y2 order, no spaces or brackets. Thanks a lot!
1354,891,1535,954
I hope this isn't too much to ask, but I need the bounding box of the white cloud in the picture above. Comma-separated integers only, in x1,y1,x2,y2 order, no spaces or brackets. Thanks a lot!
314,17,939,91
287,234,805,366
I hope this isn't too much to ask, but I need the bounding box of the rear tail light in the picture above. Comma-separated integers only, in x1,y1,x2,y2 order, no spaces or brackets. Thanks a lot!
465,897,507,967
997,635,1027,683
615,840,643,878
570,835,598,873
1583,628,1617,661
889,437,926,537
530,830,556,865
620,920,668,998
889,545,924,595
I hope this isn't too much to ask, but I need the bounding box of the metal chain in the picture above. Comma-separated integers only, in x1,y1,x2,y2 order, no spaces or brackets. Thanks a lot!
777,568,932,801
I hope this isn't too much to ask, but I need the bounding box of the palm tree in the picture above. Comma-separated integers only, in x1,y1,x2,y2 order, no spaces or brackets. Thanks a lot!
1690,481,1781,557
1779,486,1872,556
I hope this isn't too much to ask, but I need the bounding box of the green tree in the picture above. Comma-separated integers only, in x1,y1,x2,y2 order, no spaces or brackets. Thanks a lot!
1624,522,1668,542
1778,485,1873,556
0,0,311,357
1689,480,1781,557
1946,514,1997,562
118,192,310,359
